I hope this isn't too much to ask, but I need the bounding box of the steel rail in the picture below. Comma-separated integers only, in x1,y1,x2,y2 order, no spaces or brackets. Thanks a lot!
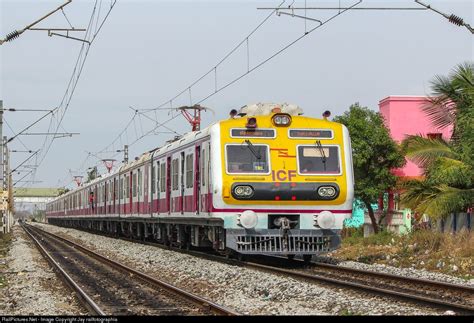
116,234,474,313
239,260,474,314
35,223,473,314
21,224,105,315
309,260,474,294
25,224,240,316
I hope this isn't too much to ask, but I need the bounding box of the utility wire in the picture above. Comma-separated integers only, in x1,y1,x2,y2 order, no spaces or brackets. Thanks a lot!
85,0,361,180
58,0,361,188
19,0,117,188
81,0,286,177
139,0,287,113
4,119,33,152
415,0,473,34
196,0,362,104
1,0,73,44
35,1,117,170
138,0,361,112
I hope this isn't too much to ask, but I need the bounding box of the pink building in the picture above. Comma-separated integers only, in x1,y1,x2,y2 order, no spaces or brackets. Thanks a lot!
379,96,453,180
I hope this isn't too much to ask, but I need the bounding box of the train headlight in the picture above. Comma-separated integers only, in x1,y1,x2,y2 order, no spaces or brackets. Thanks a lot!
272,113,291,127
233,185,254,198
316,211,335,229
318,186,336,198
246,117,257,128
238,210,258,229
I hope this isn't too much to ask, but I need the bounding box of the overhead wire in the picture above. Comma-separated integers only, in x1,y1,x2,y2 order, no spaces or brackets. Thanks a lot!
195,0,362,104
76,0,289,175
26,0,117,187
134,0,362,112
139,0,287,113
56,0,362,188
4,119,33,152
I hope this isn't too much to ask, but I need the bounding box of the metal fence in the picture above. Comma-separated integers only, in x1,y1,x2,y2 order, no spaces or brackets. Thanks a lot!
433,213,472,233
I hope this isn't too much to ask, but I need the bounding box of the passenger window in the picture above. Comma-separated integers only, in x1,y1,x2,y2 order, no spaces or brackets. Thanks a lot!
201,149,206,187
172,158,179,190
132,174,136,197
186,154,193,188
160,163,166,192
138,169,142,197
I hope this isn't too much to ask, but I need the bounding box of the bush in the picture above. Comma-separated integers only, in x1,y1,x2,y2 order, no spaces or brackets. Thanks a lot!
362,229,396,246
340,226,364,245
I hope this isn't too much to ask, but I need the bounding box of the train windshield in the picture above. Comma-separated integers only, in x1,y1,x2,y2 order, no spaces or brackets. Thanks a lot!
226,144,269,173
298,145,340,174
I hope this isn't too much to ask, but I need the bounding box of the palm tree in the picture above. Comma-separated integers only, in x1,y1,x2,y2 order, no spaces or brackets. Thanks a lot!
401,62,474,220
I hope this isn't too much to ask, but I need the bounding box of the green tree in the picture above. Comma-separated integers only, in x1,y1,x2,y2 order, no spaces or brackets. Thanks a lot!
57,187,70,196
86,166,98,183
401,62,474,219
334,104,405,233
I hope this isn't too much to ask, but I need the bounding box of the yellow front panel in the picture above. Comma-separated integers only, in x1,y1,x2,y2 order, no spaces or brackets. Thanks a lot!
219,114,347,206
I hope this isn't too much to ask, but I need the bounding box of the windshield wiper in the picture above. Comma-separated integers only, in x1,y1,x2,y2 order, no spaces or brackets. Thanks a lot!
244,139,261,160
315,140,327,171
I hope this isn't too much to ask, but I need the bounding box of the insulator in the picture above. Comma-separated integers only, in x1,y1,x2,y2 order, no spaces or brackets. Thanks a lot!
5,30,20,42
448,14,463,26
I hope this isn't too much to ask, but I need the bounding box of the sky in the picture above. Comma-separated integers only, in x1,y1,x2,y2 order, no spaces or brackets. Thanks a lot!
1,0,473,189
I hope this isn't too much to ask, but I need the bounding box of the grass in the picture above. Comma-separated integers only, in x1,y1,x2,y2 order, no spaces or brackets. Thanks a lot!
0,232,11,289
0,232,12,257
332,227,474,279
339,308,361,316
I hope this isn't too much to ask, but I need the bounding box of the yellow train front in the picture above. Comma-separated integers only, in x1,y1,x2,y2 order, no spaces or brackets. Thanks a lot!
211,104,354,259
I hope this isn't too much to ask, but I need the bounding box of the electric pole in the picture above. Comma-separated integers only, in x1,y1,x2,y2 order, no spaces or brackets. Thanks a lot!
0,100,7,233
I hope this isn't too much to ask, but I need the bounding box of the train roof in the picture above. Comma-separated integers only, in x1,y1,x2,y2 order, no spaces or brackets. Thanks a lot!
239,102,303,116
50,103,319,203
150,122,215,159
121,151,151,172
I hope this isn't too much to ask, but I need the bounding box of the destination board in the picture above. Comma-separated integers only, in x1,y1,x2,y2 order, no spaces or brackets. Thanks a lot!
231,129,275,138
289,129,333,139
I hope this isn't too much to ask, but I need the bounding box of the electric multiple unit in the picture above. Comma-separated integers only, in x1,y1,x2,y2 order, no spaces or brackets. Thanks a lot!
46,103,354,260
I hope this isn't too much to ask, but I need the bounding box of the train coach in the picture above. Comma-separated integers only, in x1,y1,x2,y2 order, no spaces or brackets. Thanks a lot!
46,103,354,261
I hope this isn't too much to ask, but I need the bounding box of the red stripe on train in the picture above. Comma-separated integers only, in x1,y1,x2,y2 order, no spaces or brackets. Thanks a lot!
211,207,352,214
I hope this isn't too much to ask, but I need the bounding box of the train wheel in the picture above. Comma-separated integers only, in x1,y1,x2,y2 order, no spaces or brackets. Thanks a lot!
303,255,312,263
223,248,234,259
287,254,295,260
237,253,246,262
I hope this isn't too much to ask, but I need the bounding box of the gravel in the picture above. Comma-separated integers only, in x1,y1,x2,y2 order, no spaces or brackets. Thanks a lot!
0,225,84,315
337,261,474,287
31,222,450,316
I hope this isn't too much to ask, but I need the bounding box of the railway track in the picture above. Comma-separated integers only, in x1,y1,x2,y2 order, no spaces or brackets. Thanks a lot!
128,236,474,314
22,224,239,316
244,256,474,315
32,223,474,315
304,261,474,313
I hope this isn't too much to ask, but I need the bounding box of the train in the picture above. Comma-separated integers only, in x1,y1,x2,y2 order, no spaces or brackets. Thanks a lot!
46,103,354,261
